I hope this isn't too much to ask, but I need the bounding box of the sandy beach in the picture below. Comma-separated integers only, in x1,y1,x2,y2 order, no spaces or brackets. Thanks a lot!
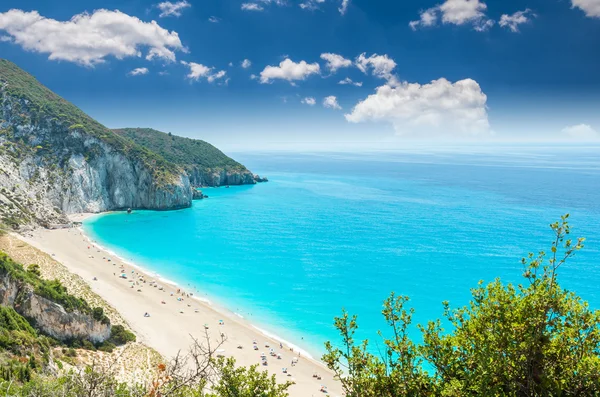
17,213,342,397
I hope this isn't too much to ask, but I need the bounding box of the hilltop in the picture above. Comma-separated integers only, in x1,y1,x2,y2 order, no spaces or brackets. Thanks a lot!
0,60,262,229
114,128,266,187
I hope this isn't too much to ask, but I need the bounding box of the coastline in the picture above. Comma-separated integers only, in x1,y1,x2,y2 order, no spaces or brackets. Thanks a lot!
81,213,319,360
19,213,342,397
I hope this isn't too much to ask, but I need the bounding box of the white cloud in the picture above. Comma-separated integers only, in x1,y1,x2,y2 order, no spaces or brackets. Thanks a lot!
356,53,398,84
158,70,169,76
338,77,363,87
208,16,221,23
499,9,534,32
207,70,227,83
323,95,342,110
181,61,226,83
410,0,494,31
346,78,490,137
320,53,352,73
572,0,600,18
562,124,599,140
0,35,11,42
157,1,191,17
301,97,317,106
129,67,149,76
339,0,351,15
0,9,185,66
250,74,258,80
241,59,252,68
300,0,326,11
241,3,265,11
259,58,320,84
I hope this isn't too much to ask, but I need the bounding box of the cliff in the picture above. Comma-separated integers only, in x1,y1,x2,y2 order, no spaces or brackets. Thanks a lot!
0,59,192,228
113,128,266,187
0,252,110,343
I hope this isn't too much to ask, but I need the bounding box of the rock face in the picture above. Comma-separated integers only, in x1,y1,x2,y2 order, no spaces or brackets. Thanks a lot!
0,270,111,343
189,167,257,187
112,127,267,188
0,60,193,227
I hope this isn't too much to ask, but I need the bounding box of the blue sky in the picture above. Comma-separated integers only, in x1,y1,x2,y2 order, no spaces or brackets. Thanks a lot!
1,0,599,150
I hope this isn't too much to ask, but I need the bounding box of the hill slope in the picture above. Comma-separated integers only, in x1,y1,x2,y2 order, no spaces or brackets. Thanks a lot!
0,59,193,227
113,128,264,187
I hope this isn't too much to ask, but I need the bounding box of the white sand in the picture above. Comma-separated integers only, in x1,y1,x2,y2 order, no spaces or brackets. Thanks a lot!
19,215,342,397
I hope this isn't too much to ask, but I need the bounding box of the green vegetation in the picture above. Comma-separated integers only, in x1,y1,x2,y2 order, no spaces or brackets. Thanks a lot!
0,252,108,323
323,214,600,396
2,215,599,396
114,128,248,173
0,59,182,187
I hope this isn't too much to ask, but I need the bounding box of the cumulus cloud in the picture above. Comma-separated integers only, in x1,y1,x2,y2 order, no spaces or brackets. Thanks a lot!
181,61,227,83
410,0,494,31
562,124,599,140
0,9,185,66
323,95,342,110
345,78,490,136
259,58,320,84
208,16,221,23
129,67,149,76
571,0,600,17
156,1,191,17
320,53,352,73
356,53,398,84
338,77,363,87
301,97,317,106
499,9,534,32
241,3,265,11
339,0,351,15
241,59,252,68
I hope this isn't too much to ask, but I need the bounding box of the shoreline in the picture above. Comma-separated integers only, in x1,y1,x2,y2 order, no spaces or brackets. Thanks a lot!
19,212,341,397
77,211,320,360
79,221,319,361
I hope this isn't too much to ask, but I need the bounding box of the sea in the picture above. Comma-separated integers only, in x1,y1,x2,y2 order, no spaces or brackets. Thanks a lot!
83,145,600,359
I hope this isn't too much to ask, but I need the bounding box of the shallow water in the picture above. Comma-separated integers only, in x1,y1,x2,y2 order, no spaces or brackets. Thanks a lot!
84,146,600,358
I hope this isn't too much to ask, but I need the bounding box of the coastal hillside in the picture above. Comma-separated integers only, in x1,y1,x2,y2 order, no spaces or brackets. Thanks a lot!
0,59,192,228
113,128,266,187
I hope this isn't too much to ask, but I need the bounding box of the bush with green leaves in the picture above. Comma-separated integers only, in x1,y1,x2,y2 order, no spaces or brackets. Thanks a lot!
324,215,600,396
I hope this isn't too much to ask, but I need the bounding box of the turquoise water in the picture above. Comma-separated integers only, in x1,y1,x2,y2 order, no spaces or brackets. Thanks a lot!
84,147,600,358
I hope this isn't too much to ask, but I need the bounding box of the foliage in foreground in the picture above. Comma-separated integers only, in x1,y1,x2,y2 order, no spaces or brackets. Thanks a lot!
0,334,292,397
323,214,600,396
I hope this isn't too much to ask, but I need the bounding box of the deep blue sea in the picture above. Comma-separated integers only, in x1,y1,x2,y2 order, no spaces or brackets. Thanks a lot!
84,146,600,359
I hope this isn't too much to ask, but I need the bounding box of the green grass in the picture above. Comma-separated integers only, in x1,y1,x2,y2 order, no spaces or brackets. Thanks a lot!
113,128,248,173
0,59,182,187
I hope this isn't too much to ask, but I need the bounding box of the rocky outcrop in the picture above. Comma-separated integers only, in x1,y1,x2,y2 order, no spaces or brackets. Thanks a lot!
0,79,192,227
253,175,269,183
192,189,207,200
0,270,110,343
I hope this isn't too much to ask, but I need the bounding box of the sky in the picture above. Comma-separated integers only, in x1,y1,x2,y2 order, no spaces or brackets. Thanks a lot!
0,0,599,150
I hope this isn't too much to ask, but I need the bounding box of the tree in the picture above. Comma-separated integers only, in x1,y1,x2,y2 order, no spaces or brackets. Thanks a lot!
208,357,293,397
324,215,600,396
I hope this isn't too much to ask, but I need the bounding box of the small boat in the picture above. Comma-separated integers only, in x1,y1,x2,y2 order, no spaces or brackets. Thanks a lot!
127,208,132,214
